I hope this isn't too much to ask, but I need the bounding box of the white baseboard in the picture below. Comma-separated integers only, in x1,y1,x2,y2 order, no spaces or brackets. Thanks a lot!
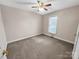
8,33,74,44
43,33,74,44
8,33,42,44
53,36,74,44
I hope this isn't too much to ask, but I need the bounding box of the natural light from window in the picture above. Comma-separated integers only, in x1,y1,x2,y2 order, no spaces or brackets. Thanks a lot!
48,16,57,34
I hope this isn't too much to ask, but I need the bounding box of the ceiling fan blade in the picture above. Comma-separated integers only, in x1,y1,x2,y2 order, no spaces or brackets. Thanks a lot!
37,0,40,3
45,4,51,7
32,6,38,8
44,8,48,11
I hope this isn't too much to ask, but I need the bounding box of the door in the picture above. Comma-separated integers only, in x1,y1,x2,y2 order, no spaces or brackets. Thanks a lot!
72,24,79,59
0,6,7,59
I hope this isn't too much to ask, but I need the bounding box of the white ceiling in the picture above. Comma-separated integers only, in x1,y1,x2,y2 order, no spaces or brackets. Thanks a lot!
0,0,79,15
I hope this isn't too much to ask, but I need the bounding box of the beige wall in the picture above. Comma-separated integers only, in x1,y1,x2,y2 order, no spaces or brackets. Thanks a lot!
1,5,79,44
2,6,43,43
43,6,79,44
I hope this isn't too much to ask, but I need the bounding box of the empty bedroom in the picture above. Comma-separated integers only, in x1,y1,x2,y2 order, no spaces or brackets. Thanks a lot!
0,0,79,59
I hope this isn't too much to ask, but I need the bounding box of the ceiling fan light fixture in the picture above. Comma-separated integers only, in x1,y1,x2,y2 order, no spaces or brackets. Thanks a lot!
39,7,44,11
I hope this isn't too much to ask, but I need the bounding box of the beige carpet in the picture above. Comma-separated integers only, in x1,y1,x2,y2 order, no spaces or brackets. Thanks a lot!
7,34,73,59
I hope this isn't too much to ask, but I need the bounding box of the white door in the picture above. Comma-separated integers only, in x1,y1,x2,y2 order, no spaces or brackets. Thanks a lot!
72,24,79,59
0,7,7,59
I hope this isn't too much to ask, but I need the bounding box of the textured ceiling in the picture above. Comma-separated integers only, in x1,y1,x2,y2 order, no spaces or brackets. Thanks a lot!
0,0,79,15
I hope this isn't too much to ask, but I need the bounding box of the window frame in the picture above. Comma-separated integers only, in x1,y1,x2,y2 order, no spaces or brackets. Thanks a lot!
48,16,58,34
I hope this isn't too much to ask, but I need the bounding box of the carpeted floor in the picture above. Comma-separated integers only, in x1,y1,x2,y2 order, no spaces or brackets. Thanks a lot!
7,34,73,59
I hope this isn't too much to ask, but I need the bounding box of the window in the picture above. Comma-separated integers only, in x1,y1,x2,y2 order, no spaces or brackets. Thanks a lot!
48,16,57,34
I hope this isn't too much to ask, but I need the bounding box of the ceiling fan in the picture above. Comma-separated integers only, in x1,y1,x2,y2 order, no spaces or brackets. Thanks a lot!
32,0,52,11
16,0,52,11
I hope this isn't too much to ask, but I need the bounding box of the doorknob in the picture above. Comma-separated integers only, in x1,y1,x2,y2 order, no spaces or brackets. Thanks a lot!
0,49,8,58
3,50,8,56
